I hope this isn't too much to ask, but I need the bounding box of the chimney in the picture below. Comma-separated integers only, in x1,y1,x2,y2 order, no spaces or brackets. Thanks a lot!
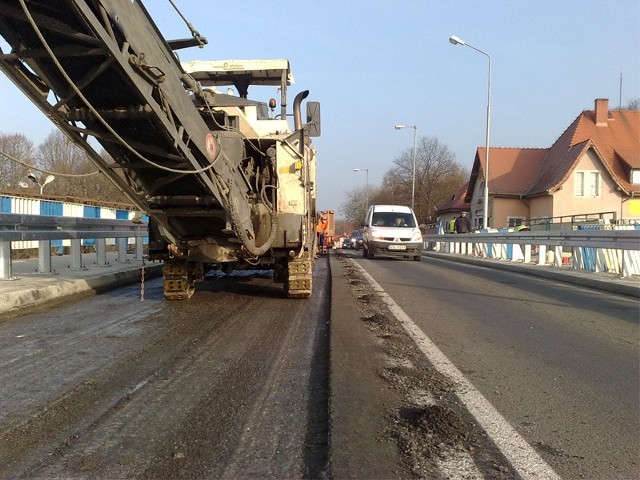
595,98,609,126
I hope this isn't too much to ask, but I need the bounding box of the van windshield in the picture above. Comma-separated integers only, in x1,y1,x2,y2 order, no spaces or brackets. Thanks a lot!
371,212,416,228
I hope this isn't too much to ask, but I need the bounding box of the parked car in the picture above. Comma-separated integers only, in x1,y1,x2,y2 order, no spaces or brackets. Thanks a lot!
342,238,351,249
362,205,422,261
351,229,364,250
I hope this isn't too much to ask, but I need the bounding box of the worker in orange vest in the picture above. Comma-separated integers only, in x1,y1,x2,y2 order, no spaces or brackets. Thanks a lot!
316,214,329,255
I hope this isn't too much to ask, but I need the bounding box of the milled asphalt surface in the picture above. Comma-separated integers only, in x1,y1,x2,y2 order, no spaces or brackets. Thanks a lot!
1,248,637,318
0,247,637,477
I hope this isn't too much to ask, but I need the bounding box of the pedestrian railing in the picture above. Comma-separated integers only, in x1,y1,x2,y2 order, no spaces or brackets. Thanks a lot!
0,213,148,280
423,228,640,278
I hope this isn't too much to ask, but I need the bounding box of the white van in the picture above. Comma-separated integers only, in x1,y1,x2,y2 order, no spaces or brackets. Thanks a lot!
362,205,422,261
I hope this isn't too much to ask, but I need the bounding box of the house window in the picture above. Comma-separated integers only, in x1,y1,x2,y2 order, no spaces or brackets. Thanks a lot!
574,171,600,197
631,169,640,185
474,211,483,229
507,217,526,227
477,181,485,204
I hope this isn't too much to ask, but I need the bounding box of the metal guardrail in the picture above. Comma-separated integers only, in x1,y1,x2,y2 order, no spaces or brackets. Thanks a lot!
425,230,640,250
0,213,148,280
423,229,640,277
528,210,617,230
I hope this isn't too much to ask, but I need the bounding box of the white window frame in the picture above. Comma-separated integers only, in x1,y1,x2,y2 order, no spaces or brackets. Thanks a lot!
507,216,526,227
574,170,600,197
631,169,640,185
474,210,483,229
478,181,485,203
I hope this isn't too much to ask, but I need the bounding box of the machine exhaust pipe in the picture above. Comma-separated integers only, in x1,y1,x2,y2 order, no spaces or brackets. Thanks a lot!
293,90,309,130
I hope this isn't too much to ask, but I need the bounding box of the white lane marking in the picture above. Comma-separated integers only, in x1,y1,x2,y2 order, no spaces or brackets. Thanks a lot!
351,259,560,480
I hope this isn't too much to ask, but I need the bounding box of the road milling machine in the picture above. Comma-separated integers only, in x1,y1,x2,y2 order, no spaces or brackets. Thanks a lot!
0,1,321,299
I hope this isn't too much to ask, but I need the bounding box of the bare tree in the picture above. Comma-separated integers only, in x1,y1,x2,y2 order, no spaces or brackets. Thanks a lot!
0,133,34,191
340,185,369,224
35,130,129,203
91,150,131,204
35,131,89,197
339,136,468,225
385,136,468,222
625,98,640,110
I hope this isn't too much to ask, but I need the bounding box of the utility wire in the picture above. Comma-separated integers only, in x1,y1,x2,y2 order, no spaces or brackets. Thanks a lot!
0,149,100,177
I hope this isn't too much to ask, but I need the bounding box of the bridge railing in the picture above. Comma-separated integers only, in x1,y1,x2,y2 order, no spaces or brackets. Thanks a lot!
0,213,148,280
423,228,640,278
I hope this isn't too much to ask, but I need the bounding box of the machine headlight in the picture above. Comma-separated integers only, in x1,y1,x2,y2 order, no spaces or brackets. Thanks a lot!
412,231,423,241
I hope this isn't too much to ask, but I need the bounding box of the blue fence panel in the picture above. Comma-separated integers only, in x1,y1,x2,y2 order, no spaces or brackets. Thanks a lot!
116,209,130,247
40,200,63,217
41,200,64,248
83,205,100,217
116,209,129,220
82,205,100,246
142,214,149,244
581,247,597,271
0,196,11,213
109,209,149,246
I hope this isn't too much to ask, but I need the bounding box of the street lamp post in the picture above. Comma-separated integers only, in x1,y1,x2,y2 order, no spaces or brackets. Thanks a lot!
27,172,55,195
394,124,417,210
353,168,369,211
449,34,491,229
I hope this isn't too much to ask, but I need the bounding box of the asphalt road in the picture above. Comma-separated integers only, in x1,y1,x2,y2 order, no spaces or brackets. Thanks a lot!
352,250,639,479
0,264,331,478
0,250,638,479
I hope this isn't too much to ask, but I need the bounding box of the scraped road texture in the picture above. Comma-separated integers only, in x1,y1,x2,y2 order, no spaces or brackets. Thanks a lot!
0,265,330,478
2,252,545,478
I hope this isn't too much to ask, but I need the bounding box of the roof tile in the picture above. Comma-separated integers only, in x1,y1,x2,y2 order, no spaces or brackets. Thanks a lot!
468,102,639,197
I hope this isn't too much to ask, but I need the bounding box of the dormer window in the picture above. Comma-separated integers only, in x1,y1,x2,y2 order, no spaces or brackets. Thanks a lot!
631,169,640,185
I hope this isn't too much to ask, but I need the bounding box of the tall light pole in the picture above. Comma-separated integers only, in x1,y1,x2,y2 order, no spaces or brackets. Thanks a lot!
353,168,369,211
27,172,55,195
394,124,417,210
449,34,491,229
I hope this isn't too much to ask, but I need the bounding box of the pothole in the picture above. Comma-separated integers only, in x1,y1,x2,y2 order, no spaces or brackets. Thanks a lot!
356,293,372,303
384,357,414,370
407,387,437,407
361,312,386,325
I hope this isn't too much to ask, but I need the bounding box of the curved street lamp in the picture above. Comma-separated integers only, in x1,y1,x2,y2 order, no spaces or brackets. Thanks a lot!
27,172,55,195
394,124,417,210
449,34,491,229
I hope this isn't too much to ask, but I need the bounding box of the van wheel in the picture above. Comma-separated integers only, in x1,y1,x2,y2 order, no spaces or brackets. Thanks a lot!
414,255,421,261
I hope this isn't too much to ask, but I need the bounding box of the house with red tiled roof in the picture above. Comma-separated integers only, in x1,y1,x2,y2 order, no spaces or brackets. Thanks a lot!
448,98,639,229
434,182,470,232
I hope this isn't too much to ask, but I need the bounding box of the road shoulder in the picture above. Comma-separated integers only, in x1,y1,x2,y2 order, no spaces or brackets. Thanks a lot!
328,252,409,478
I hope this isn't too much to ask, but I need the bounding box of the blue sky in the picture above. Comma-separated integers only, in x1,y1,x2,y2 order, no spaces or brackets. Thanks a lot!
1,1,638,214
